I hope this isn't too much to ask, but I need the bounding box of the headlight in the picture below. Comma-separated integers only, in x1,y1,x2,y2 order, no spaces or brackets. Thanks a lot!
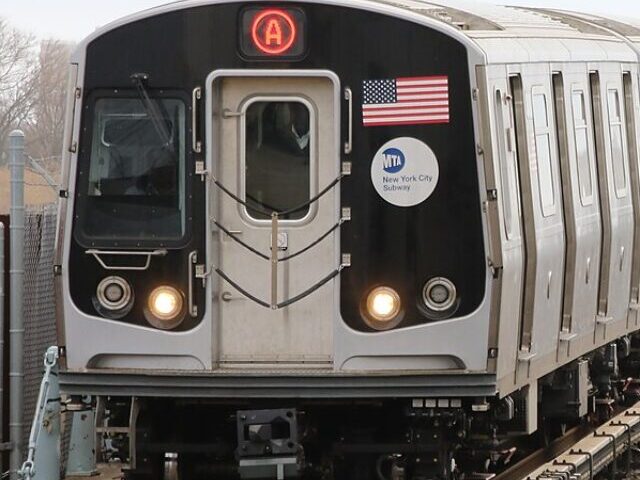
362,286,402,330
423,277,457,312
144,285,185,330
94,276,134,318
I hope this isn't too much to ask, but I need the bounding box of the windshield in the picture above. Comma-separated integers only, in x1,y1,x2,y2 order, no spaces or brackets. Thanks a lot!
75,96,187,245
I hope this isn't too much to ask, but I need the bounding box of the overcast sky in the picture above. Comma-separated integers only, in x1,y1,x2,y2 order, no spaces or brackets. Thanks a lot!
1,0,639,42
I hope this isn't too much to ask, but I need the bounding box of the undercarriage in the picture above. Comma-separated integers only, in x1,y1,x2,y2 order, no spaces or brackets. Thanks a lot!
90,337,640,480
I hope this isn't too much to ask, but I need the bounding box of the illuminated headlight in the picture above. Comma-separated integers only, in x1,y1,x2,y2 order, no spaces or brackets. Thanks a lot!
423,277,457,312
144,285,185,330
362,286,403,330
95,276,133,318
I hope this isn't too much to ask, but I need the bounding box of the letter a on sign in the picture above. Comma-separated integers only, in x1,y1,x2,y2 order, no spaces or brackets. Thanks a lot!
250,9,298,55
265,19,282,46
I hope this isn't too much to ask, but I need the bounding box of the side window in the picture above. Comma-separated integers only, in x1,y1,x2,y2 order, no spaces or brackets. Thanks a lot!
532,88,556,217
571,89,594,206
607,87,628,198
495,90,515,239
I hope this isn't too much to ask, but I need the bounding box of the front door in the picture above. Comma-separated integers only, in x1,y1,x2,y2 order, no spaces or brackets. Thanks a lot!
211,73,339,367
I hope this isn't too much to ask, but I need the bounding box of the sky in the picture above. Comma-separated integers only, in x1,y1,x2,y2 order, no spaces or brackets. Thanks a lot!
1,0,639,42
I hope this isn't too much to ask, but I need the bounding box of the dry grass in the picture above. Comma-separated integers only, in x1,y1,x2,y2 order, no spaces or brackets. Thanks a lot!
65,463,124,479
0,166,58,213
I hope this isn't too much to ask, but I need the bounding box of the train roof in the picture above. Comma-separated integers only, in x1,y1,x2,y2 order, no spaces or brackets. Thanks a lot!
378,0,640,63
75,0,640,66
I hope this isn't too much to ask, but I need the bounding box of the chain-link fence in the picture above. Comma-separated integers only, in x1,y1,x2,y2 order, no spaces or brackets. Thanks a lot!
22,204,58,451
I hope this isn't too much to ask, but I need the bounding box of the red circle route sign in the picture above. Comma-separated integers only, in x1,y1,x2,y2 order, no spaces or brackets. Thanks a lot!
251,9,297,55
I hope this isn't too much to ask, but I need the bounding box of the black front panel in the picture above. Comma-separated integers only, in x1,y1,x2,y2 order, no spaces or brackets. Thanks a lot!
72,2,485,332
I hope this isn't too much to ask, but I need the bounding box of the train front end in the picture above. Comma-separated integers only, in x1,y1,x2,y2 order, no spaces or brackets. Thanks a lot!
56,1,493,478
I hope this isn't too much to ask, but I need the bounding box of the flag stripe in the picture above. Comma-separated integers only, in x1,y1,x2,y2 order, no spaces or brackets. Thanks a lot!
364,96,449,108
365,108,450,118
396,75,448,83
397,94,448,101
396,86,449,94
363,118,450,126
362,75,450,126
363,101,450,110
364,112,449,121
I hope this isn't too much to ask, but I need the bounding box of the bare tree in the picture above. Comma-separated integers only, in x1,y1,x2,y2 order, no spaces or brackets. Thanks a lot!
0,17,38,164
24,39,72,163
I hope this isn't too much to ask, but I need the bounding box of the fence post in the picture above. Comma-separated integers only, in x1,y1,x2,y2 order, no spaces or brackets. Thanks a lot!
0,221,4,468
9,130,25,480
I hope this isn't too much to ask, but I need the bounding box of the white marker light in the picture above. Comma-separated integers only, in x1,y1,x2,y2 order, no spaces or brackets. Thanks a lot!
96,276,133,314
423,277,457,312
365,286,401,327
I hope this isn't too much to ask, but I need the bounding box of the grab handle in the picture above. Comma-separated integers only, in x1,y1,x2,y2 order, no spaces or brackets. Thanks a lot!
192,86,202,153
344,87,353,154
85,249,167,271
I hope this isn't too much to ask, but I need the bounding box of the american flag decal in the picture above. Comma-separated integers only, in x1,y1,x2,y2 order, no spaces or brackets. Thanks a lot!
362,75,450,127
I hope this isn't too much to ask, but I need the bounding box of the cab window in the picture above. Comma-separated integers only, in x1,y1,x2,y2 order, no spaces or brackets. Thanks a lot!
76,96,187,245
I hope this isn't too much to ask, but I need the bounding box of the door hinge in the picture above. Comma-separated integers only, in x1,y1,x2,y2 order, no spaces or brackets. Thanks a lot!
195,264,210,287
488,259,502,279
195,160,209,180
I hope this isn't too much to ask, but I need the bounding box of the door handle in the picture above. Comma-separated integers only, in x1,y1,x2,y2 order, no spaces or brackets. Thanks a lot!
222,108,244,118
585,257,591,284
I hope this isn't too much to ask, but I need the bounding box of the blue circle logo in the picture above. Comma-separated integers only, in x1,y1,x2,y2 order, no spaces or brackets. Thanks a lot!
381,147,405,173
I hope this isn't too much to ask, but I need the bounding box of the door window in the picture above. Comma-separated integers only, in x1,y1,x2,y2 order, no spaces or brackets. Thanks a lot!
243,99,313,221
607,88,628,198
495,90,518,239
532,88,557,217
572,90,594,206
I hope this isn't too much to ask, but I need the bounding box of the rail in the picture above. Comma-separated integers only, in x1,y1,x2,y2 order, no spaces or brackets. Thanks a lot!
496,401,640,480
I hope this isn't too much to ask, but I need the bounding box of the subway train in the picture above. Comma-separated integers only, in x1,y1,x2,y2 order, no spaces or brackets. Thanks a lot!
54,0,640,478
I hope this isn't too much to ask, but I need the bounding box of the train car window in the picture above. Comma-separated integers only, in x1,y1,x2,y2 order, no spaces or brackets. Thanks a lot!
78,97,187,243
572,90,594,206
607,88,628,198
532,89,556,217
622,72,638,204
243,100,312,221
495,90,515,239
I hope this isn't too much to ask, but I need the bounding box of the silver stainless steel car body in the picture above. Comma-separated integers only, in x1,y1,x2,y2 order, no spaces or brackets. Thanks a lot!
56,0,640,435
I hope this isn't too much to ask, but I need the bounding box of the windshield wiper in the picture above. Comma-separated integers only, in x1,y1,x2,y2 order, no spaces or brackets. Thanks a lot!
130,72,172,147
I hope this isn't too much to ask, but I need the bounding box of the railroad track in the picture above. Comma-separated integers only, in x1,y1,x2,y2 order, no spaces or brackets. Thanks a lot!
494,402,640,480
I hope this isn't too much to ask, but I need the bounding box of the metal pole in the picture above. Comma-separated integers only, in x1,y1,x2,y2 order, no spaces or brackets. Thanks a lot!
65,398,97,477
0,221,5,464
9,130,25,480
271,212,278,309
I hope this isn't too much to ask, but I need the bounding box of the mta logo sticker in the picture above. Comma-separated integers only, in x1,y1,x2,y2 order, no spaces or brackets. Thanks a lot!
382,148,405,173
371,137,439,207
